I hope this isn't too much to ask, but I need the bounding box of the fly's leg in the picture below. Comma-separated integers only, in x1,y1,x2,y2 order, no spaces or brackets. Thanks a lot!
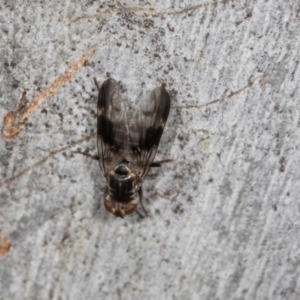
73,151,99,161
150,159,173,168
93,77,101,91
137,187,148,218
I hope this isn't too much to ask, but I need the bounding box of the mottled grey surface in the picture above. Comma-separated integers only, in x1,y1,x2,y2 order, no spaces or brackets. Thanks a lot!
0,1,300,299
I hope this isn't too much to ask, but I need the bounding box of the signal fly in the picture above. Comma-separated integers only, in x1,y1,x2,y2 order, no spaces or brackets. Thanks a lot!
90,78,171,218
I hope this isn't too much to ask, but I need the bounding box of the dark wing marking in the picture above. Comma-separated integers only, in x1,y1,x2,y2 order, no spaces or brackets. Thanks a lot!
128,84,170,180
97,78,128,175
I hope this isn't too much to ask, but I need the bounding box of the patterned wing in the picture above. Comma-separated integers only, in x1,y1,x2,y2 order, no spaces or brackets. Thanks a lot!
97,78,128,175
128,84,170,180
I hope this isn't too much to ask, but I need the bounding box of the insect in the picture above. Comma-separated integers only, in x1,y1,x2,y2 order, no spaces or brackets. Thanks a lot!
93,78,171,218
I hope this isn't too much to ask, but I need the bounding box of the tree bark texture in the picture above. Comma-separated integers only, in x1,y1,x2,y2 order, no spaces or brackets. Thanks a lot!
0,1,299,299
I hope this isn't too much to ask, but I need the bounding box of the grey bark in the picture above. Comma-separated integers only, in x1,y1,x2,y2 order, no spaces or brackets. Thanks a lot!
0,1,300,299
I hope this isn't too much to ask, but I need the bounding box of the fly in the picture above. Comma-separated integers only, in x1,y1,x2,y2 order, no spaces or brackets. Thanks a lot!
79,78,171,218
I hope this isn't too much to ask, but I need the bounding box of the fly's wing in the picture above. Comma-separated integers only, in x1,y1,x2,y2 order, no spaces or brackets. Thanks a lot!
128,84,170,180
97,78,128,175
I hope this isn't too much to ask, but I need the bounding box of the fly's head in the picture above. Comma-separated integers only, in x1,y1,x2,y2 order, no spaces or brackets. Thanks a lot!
104,194,138,218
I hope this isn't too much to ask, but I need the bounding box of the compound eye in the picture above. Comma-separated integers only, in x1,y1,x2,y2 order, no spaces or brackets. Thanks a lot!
124,202,137,215
104,197,137,218
115,165,128,175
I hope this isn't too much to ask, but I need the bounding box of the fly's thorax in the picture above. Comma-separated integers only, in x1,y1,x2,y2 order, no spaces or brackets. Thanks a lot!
104,164,140,217
107,164,140,198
